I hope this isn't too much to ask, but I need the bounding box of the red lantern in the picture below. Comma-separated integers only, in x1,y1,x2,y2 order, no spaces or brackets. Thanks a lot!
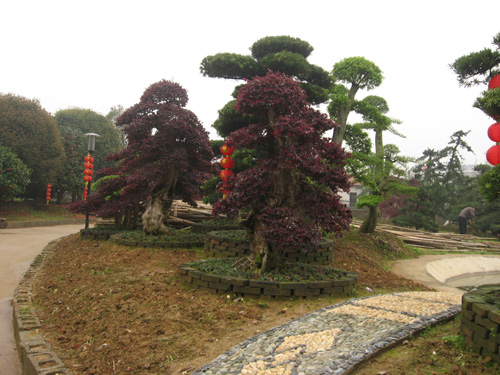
220,144,235,156
219,169,234,181
489,75,500,90
84,162,93,169
488,123,500,142
46,183,52,204
84,169,93,175
486,145,500,166
220,157,235,169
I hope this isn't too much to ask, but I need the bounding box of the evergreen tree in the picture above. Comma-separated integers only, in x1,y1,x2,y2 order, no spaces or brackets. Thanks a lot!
0,94,64,198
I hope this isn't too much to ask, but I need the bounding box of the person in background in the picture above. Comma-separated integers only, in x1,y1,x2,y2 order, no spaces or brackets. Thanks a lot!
458,207,475,234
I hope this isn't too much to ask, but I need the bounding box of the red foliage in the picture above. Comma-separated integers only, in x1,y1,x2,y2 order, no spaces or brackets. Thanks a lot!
214,71,351,250
69,80,215,224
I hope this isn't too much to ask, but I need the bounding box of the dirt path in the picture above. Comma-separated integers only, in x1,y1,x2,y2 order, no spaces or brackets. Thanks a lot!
0,224,84,375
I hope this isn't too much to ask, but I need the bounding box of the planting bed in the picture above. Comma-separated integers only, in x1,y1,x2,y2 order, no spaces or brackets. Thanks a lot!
179,259,357,299
204,230,335,265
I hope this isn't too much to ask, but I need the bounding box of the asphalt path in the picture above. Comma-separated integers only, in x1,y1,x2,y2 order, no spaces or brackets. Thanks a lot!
0,224,84,375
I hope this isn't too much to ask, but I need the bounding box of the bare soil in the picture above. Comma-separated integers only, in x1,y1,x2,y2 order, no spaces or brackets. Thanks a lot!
31,230,497,374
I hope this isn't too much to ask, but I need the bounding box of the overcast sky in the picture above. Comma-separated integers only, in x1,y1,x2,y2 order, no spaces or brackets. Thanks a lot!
2,0,499,166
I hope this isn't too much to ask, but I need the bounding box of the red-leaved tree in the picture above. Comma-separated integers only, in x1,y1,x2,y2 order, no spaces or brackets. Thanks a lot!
72,80,215,233
214,71,352,272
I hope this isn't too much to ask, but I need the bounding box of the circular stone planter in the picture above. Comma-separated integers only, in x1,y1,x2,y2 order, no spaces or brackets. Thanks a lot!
461,285,500,364
204,231,335,265
178,259,357,299
110,234,204,248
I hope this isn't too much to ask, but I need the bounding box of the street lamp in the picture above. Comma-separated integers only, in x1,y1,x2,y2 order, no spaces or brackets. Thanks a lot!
84,133,100,230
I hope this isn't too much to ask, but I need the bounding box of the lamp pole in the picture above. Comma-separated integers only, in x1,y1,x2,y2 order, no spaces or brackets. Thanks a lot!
84,133,100,230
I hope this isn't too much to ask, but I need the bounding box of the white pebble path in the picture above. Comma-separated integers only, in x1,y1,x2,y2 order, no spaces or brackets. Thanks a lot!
193,291,462,375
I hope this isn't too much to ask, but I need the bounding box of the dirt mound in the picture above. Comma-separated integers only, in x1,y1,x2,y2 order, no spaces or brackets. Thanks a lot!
32,230,428,374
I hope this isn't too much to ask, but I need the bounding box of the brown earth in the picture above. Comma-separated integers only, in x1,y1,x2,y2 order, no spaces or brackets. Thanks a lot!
31,230,497,374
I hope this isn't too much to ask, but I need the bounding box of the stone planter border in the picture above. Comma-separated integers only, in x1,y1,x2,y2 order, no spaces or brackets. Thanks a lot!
204,231,335,265
178,259,358,299
461,286,500,364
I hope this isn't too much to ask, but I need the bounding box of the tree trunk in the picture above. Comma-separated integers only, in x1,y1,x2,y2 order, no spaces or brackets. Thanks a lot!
359,205,379,234
142,169,178,235
332,83,360,145
247,222,279,273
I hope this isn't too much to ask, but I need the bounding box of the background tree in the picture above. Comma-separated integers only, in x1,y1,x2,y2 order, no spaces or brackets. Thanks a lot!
0,94,64,198
214,71,351,273
413,131,474,220
328,57,384,145
106,105,127,147
54,108,122,170
347,96,409,233
54,108,122,203
111,80,215,234
54,127,87,203
201,35,333,138
0,145,31,202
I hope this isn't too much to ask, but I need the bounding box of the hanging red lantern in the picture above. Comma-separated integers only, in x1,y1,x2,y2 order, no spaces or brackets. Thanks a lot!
488,123,500,142
488,75,500,90
220,144,235,156
219,169,234,181
46,183,52,205
83,154,94,200
220,157,235,169
486,145,500,166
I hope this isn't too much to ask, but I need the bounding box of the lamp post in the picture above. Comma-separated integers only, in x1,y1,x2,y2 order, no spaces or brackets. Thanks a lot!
84,133,100,230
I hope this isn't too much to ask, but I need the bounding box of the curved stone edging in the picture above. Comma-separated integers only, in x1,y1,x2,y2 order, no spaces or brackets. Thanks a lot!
204,231,335,265
109,234,204,248
12,237,72,375
178,259,358,299
461,286,500,364
7,218,93,229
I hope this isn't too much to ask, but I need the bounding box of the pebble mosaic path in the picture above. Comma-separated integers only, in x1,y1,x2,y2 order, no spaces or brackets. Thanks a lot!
193,291,462,375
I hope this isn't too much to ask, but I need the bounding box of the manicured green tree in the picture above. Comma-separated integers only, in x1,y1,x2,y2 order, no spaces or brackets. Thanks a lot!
0,94,64,199
0,145,30,202
214,71,351,273
347,96,410,233
201,35,333,138
328,57,384,145
451,33,500,205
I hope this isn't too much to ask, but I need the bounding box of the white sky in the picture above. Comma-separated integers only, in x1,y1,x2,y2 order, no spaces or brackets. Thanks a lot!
1,0,499,166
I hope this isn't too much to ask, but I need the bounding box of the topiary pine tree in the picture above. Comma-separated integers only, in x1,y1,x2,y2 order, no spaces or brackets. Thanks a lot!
213,71,352,273
201,35,333,138
109,80,215,234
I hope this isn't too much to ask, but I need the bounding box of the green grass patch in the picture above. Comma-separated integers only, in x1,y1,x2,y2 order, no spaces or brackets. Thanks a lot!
191,257,347,282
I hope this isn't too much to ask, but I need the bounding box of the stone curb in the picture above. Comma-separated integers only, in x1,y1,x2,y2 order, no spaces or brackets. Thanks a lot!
12,237,73,375
6,219,95,229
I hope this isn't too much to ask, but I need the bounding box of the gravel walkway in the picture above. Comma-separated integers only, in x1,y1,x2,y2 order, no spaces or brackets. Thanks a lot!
193,291,461,375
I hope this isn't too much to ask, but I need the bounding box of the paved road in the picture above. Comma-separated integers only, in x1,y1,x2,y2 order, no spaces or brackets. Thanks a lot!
0,224,84,375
